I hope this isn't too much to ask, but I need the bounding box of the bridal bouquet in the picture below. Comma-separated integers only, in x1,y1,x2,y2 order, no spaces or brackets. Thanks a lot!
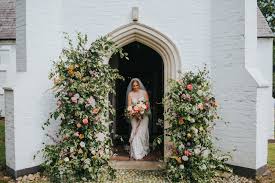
126,100,149,121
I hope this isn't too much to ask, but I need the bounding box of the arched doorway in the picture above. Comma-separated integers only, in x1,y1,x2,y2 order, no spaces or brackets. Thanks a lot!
110,41,164,161
108,23,181,163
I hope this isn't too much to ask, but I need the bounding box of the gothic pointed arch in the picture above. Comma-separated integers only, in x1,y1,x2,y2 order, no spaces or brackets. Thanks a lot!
108,22,181,89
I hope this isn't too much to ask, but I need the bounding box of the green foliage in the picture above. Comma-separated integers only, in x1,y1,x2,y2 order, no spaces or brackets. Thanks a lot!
40,33,126,183
258,0,275,32
164,67,231,183
268,143,275,168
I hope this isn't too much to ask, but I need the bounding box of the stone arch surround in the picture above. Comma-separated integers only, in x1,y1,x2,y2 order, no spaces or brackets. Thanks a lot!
108,22,181,89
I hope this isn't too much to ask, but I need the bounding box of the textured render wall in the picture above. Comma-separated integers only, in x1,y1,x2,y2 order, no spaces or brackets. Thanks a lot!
256,39,274,140
4,89,15,170
12,0,62,170
0,71,6,116
0,44,16,117
61,0,212,71
210,0,263,170
0,46,9,117
256,38,274,168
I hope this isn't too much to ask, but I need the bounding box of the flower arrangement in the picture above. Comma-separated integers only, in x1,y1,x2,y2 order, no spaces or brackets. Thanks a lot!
125,98,149,121
164,67,231,183
40,33,127,183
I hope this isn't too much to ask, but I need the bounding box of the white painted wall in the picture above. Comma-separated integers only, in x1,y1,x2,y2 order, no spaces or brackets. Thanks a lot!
10,0,213,171
0,43,16,117
5,0,272,173
210,0,262,170
256,38,274,141
254,37,273,170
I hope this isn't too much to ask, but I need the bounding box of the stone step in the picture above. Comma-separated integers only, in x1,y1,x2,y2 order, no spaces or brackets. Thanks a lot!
110,160,165,170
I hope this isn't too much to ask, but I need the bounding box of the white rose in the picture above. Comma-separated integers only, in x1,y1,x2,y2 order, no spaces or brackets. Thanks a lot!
192,127,198,134
178,144,185,150
190,118,195,123
197,90,203,96
74,93,80,99
84,158,91,165
96,132,106,142
127,106,132,111
90,148,96,155
182,156,188,161
200,164,207,170
70,147,75,153
80,141,85,148
179,164,185,169
194,148,200,155
78,98,84,104
64,157,69,162
202,149,210,158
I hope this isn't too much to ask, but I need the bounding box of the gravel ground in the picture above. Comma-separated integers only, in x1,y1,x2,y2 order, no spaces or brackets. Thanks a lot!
0,170,256,183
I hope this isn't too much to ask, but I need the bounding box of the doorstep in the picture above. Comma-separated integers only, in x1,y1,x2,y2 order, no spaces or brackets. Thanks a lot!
109,160,165,170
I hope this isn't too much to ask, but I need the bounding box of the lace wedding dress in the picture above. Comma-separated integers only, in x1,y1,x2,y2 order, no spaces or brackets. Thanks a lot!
129,94,150,160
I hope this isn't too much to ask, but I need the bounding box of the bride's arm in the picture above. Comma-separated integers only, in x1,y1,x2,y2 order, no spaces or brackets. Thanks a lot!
144,90,149,104
128,92,132,107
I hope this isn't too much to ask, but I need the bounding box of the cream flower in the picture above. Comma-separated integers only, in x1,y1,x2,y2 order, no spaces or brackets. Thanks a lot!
96,132,106,142
127,106,132,111
64,157,69,162
194,148,200,155
80,141,85,148
182,156,188,161
87,96,96,107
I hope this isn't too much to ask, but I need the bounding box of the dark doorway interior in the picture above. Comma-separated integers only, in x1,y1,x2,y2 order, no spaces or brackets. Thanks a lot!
109,42,164,161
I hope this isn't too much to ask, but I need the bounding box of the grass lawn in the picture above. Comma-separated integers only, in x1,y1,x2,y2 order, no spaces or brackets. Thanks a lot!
0,119,4,170
268,143,275,168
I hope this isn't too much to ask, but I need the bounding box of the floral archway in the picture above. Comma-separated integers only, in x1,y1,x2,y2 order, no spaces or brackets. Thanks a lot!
41,33,127,182
41,32,230,183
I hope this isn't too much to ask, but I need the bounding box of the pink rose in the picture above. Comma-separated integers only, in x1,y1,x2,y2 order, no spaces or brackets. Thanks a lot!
186,84,193,91
57,100,62,108
133,106,139,111
86,96,96,107
93,116,100,124
92,108,100,114
71,96,78,103
82,118,89,125
197,103,204,110
184,150,192,156
179,117,184,125
74,132,80,137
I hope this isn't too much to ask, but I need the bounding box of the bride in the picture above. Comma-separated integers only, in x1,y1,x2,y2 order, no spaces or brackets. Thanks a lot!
126,78,150,160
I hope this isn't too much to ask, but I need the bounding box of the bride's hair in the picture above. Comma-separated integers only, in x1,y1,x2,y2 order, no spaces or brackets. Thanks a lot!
131,79,140,90
126,78,146,105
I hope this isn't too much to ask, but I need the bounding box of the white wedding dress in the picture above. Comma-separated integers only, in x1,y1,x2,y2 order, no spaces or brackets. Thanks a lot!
129,94,150,160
